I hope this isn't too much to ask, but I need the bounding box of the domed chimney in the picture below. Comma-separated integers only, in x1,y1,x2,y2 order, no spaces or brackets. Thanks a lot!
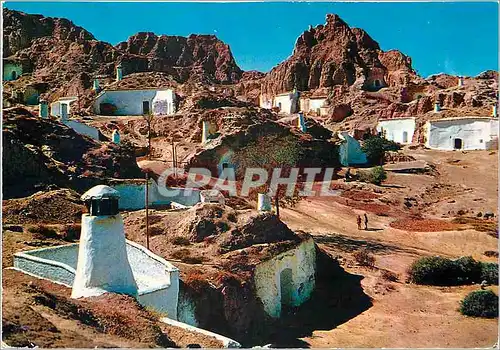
72,185,137,299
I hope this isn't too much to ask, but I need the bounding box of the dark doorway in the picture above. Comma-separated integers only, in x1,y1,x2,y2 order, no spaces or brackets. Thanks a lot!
454,138,463,149
280,268,293,311
402,131,408,143
374,79,381,88
143,101,150,115
11,71,18,80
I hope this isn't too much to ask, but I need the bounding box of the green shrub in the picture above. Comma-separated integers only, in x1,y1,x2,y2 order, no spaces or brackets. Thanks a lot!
408,256,456,285
454,256,482,284
481,263,498,285
460,290,498,318
361,136,400,165
358,166,387,185
408,256,499,286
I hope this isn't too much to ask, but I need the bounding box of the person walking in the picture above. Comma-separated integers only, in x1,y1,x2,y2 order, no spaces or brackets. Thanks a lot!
357,215,362,230
364,213,369,230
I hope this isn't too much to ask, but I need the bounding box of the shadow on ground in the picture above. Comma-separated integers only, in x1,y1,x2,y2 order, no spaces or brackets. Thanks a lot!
262,248,373,348
313,232,419,255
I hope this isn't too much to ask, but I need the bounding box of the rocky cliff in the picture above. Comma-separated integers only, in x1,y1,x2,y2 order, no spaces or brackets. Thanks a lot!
260,14,419,96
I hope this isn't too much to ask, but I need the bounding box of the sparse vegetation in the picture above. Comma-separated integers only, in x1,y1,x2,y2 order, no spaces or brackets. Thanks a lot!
361,135,400,165
353,249,376,267
171,248,204,264
27,224,59,239
171,236,191,246
381,270,399,282
359,166,387,185
408,256,498,286
460,290,498,318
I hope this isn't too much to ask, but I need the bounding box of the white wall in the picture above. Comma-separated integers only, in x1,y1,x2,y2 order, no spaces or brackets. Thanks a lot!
274,93,298,114
309,98,326,112
111,181,201,210
50,100,75,117
94,89,175,116
376,118,416,144
253,238,316,318
63,120,100,140
426,118,498,150
152,89,176,115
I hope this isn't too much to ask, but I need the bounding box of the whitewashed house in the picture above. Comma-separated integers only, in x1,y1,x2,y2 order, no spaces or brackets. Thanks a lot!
94,88,176,116
376,117,416,144
51,97,78,119
299,95,329,116
425,117,499,150
259,90,299,114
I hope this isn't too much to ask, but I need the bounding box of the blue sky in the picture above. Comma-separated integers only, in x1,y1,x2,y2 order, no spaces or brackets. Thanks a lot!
4,2,499,77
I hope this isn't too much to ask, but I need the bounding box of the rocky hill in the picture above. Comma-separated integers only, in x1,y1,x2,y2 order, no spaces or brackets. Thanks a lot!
2,107,142,199
260,14,418,96
2,8,244,108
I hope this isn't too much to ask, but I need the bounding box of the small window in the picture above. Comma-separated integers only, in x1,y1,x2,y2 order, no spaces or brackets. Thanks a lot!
480,139,483,143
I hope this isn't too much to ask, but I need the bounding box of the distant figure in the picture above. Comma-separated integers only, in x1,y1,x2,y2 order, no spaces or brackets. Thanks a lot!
364,213,369,230
357,215,362,230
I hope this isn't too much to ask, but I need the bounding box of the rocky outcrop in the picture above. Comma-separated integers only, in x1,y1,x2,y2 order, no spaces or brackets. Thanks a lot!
260,14,418,95
3,8,95,57
116,32,243,83
2,107,142,199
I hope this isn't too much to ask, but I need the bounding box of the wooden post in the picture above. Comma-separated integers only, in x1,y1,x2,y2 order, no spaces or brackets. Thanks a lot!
275,194,280,218
145,172,150,250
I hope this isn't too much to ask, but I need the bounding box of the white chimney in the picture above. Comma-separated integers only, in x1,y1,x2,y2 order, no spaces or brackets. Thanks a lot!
72,185,138,299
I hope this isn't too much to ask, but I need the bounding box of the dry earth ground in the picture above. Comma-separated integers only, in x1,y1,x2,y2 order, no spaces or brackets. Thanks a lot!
279,149,498,348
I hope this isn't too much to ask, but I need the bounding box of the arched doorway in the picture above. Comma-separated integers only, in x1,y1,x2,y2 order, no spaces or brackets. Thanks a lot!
454,138,463,150
280,268,293,312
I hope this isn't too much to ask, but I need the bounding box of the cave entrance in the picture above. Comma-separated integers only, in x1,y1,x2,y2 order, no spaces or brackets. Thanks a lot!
280,268,293,312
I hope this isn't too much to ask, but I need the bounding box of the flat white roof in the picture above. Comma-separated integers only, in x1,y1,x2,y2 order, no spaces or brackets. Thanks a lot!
378,117,416,122
428,116,495,123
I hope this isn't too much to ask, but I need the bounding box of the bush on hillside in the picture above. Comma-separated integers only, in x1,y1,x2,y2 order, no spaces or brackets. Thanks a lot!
460,290,498,318
481,263,499,285
408,256,499,286
361,136,400,165
359,166,387,185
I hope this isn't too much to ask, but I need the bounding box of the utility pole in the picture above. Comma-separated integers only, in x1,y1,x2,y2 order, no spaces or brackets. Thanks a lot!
145,171,150,250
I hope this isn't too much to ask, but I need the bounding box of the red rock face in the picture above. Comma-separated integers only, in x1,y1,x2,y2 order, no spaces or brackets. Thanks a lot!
3,8,94,57
115,32,243,83
260,14,418,95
